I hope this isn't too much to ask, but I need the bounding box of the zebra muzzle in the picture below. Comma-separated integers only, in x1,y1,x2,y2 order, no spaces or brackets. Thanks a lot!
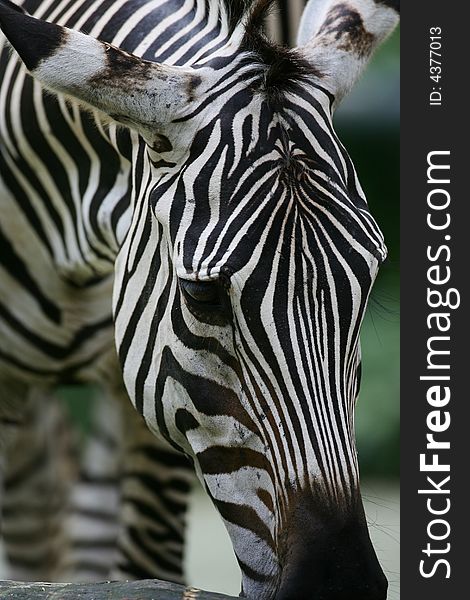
275,493,388,600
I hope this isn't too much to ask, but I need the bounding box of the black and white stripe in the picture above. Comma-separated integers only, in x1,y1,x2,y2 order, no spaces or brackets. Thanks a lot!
0,1,398,597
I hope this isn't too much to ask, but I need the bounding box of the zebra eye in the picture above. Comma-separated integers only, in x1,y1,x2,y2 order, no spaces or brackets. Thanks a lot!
179,279,229,325
180,280,219,304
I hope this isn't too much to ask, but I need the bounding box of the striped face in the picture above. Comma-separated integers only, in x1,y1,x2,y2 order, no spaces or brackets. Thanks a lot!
113,67,386,597
0,0,398,597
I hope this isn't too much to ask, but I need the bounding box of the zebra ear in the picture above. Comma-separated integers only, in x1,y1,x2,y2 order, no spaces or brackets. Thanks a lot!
296,0,399,108
0,0,204,142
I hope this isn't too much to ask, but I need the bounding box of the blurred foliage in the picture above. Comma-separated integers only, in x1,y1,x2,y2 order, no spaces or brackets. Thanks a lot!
357,272,399,477
340,129,399,477
59,385,94,441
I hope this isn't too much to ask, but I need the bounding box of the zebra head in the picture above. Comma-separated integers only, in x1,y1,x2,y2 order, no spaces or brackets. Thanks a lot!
0,0,399,598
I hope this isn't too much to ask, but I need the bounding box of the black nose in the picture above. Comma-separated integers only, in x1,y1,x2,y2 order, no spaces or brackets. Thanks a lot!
277,568,387,600
275,498,387,600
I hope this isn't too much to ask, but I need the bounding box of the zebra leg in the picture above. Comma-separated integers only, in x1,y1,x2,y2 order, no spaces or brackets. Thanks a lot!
112,397,196,584
58,386,122,582
1,388,77,581
0,379,31,457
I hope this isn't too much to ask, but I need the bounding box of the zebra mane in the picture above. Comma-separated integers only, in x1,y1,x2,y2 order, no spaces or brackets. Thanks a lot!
220,0,268,34
219,0,321,101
